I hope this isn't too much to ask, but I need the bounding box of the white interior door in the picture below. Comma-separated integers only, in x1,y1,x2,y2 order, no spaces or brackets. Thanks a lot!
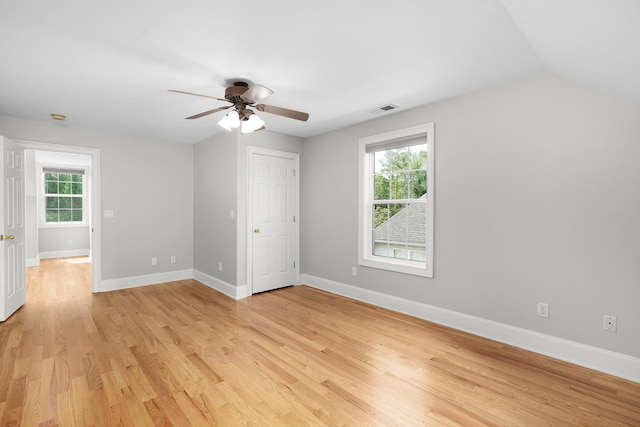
0,136,26,321
251,152,297,293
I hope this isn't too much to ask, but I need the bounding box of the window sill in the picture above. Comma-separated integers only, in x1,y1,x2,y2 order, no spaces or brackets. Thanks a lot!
359,256,432,278
39,222,89,229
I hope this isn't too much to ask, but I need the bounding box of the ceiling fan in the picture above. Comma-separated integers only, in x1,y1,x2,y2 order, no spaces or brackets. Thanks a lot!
169,81,309,134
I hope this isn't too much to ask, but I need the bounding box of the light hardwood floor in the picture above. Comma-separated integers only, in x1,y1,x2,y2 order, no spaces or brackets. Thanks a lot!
1,257,639,425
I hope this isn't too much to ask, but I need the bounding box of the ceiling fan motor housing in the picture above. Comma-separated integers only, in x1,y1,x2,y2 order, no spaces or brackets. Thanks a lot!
225,81,250,101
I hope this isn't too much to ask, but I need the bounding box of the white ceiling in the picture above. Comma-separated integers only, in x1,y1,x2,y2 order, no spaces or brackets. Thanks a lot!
1,0,638,144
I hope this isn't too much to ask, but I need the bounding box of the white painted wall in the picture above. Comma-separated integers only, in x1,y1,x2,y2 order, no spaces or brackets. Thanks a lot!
300,72,640,359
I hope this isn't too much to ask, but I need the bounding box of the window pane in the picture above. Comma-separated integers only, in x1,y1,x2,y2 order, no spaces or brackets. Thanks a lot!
59,173,71,182
45,182,58,194
410,251,426,262
71,197,82,209
46,210,59,222
392,248,408,260
374,151,385,174
45,173,58,181
386,148,404,172
46,197,58,208
59,197,71,208
372,237,389,257
373,174,389,201
372,203,409,259
72,174,83,183
58,182,71,194
409,170,427,198
373,203,389,229
390,172,409,199
72,210,83,221
388,203,406,221
59,210,72,221
71,183,83,194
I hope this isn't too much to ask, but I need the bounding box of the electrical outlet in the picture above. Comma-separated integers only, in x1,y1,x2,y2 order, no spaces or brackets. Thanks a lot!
170,256,176,264
537,302,549,318
352,267,357,276
218,261,223,271
151,257,157,266
603,315,617,332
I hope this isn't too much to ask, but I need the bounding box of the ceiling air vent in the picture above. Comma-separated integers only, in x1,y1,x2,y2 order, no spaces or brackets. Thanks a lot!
368,104,399,114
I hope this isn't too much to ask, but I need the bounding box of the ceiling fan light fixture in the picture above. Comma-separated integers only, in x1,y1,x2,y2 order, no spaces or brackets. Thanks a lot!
241,113,265,134
218,110,240,131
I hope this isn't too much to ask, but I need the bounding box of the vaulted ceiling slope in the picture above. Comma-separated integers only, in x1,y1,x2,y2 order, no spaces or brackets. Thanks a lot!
0,1,638,144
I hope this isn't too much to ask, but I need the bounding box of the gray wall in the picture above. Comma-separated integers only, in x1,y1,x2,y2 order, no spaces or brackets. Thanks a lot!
193,130,238,283
24,149,38,261
0,117,194,280
39,227,90,254
193,129,303,287
300,72,640,358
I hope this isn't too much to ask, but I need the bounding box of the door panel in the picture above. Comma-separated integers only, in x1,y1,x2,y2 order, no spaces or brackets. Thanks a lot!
251,153,296,293
1,136,26,321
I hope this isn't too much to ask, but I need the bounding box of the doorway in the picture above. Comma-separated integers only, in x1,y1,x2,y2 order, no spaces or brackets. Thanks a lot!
17,140,101,293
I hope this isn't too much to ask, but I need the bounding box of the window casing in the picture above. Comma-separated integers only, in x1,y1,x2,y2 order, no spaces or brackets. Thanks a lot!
358,123,434,277
40,168,87,227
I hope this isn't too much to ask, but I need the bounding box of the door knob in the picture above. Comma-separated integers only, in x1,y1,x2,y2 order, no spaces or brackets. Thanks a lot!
253,228,260,233
1,235,15,241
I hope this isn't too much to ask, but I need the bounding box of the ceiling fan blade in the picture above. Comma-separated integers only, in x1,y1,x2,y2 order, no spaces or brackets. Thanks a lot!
185,105,232,120
255,104,309,121
241,84,274,103
168,89,229,103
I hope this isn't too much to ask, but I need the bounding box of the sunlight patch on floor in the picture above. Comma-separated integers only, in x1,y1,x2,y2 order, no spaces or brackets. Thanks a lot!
62,257,91,264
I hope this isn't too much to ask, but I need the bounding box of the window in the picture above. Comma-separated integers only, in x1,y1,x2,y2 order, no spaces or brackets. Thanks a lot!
358,123,434,277
43,169,85,224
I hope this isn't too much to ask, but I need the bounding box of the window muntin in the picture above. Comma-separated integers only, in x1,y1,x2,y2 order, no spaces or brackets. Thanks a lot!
359,123,434,277
43,171,85,224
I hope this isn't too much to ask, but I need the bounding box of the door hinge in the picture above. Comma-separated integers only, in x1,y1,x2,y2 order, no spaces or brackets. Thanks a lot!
293,169,296,177
293,215,296,223
293,261,296,268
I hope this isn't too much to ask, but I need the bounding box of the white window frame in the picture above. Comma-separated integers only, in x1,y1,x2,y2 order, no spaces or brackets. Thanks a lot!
39,166,88,228
358,123,434,277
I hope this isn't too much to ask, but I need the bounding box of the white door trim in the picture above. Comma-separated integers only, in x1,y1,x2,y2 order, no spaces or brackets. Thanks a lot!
14,139,101,293
246,147,299,295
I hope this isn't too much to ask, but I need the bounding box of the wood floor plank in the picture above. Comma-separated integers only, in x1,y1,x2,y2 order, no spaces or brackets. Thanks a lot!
0,257,639,425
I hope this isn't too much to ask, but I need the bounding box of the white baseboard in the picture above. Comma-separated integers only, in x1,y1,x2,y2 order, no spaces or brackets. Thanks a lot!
96,268,249,299
100,269,194,292
193,270,248,300
39,249,90,259
26,256,40,267
299,274,640,384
